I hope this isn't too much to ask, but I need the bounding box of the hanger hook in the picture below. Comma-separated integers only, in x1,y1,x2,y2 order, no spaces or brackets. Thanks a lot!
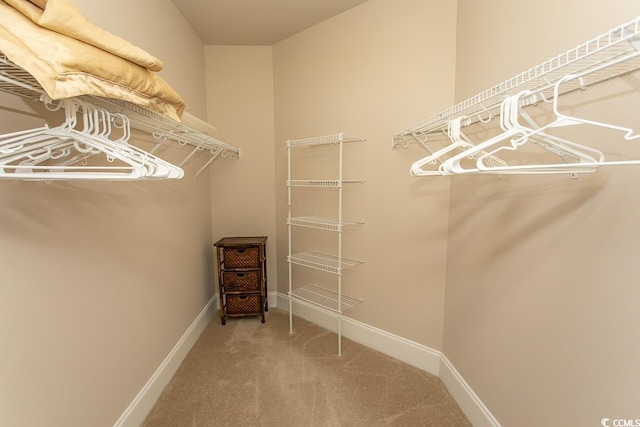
411,132,428,144
477,103,493,123
538,91,552,103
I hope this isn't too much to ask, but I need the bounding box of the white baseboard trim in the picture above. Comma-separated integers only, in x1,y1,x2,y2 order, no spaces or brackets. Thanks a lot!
342,316,442,376
267,291,279,308
114,295,217,427
277,292,500,427
277,292,440,375
440,355,502,427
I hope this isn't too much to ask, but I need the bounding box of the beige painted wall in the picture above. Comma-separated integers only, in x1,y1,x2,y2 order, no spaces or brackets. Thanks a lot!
446,1,640,426
273,0,457,348
0,1,220,426
6,1,638,425
204,45,278,299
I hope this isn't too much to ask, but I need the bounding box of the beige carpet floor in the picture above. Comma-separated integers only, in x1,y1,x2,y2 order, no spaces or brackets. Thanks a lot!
143,308,471,427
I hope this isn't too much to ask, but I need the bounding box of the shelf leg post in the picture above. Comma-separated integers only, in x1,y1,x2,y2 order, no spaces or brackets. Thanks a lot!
338,316,342,356
288,141,294,335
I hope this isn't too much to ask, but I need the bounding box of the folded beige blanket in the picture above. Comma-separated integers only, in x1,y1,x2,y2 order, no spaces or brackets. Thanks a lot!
4,0,163,71
0,0,184,121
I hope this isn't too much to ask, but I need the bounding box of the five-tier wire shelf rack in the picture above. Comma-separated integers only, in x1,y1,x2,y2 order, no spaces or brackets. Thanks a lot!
286,132,365,355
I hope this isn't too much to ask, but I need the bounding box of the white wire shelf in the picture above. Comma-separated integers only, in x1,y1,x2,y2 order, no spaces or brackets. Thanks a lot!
0,55,43,99
287,179,365,188
87,97,240,159
287,251,363,275
392,16,640,148
287,216,363,231
287,133,366,148
289,284,363,314
0,52,240,160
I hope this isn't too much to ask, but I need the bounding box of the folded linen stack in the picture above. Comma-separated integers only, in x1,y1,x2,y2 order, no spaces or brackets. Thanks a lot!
0,0,185,121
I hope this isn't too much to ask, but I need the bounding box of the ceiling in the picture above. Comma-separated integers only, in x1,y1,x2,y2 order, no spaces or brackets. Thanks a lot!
171,0,370,45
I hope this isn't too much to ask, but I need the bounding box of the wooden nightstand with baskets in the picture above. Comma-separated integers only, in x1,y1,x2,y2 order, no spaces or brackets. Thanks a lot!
214,236,268,325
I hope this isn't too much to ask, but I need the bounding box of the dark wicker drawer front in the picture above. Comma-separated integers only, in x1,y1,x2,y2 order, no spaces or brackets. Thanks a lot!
223,247,260,268
223,271,260,292
226,295,260,314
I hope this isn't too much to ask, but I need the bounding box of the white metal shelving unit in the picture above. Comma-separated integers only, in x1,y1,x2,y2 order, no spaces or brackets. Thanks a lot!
286,132,365,355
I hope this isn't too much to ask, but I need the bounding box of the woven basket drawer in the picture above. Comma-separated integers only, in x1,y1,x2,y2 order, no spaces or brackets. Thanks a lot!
223,247,260,268
226,295,260,314
223,271,260,292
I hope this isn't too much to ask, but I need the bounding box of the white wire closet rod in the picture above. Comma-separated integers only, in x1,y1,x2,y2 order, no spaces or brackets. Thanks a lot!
0,52,240,161
392,16,640,148
287,251,363,275
289,284,363,314
287,179,365,188
287,133,366,148
287,216,363,232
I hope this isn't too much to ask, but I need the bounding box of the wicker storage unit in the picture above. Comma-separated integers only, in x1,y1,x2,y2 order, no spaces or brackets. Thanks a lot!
222,271,261,292
214,236,268,325
226,295,261,314
222,247,260,268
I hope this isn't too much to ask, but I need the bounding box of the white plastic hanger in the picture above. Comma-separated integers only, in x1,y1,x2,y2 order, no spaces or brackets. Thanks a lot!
474,75,640,173
0,99,159,180
439,94,531,175
440,91,604,175
526,74,640,139
27,98,182,180
409,116,473,176
62,100,184,180
410,115,507,176
473,91,603,174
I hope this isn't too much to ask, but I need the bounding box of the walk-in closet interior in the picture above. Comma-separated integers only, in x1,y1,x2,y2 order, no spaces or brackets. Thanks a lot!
1,0,639,426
